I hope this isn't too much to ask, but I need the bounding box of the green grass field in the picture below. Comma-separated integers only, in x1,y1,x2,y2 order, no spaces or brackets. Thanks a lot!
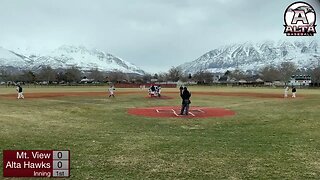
1,86,320,179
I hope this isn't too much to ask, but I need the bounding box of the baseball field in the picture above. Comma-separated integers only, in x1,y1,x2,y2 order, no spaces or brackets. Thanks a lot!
0,86,320,179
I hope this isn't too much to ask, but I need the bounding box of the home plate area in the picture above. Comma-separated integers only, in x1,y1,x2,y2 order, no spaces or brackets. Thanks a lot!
128,106,236,118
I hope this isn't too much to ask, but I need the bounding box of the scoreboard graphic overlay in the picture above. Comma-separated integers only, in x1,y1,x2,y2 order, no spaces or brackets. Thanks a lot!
3,150,70,177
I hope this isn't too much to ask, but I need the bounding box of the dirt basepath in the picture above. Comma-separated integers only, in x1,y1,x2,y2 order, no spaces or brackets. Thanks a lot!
190,92,284,98
159,92,291,98
0,91,144,99
0,91,295,99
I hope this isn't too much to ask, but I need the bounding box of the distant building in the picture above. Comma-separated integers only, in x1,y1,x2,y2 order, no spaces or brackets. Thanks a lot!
255,78,264,83
150,79,158,82
80,78,94,84
238,79,247,83
272,81,286,86
218,76,228,82
212,73,223,82
289,75,311,86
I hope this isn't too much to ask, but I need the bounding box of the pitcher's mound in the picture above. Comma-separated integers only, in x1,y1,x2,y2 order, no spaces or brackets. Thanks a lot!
128,106,235,118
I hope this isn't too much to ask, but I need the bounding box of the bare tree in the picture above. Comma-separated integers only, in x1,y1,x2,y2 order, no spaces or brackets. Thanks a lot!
0,69,11,81
230,69,247,80
311,67,320,86
167,67,183,82
65,66,82,83
132,75,144,84
153,73,159,79
107,71,126,83
21,70,36,83
179,73,190,82
278,62,297,83
142,73,152,83
260,65,281,82
56,71,67,83
126,74,141,83
38,66,56,82
193,70,213,84
157,72,168,82
88,68,104,82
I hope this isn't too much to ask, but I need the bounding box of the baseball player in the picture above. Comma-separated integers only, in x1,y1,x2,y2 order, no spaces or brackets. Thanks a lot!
149,85,156,97
108,85,115,98
292,86,297,98
284,86,289,98
180,86,191,115
157,85,161,97
16,84,24,99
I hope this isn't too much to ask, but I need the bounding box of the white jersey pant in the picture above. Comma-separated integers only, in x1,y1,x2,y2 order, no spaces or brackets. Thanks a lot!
17,92,24,99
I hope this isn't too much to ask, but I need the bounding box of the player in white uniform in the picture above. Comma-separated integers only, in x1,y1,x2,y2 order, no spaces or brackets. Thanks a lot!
157,85,161,97
284,86,289,98
16,84,24,99
108,86,115,98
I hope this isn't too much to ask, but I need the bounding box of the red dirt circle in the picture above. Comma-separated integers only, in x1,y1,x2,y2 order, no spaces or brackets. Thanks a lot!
128,106,236,118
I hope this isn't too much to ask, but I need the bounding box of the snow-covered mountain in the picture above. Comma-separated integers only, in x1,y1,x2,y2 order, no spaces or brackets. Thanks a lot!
0,47,31,68
179,40,320,74
0,45,145,74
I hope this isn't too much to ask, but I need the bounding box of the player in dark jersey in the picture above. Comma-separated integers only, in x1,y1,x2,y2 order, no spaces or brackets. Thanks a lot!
16,84,24,99
292,86,297,98
180,86,191,115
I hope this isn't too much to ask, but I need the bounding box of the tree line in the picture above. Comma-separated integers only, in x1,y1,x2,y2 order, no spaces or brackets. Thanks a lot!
152,62,320,85
0,66,128,84
1,62,320,85
249,62,320,85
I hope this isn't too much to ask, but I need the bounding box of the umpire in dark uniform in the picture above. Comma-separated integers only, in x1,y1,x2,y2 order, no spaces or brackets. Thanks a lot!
180,86,191,115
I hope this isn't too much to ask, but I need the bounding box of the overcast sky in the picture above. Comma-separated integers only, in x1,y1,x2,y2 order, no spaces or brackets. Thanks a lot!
1,0,320,72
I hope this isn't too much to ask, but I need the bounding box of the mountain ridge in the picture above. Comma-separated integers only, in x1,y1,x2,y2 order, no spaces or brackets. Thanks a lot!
178,40,320,74
0,45,145,75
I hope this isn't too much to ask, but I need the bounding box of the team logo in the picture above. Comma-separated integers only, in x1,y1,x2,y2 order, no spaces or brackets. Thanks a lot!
284,1,316,36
